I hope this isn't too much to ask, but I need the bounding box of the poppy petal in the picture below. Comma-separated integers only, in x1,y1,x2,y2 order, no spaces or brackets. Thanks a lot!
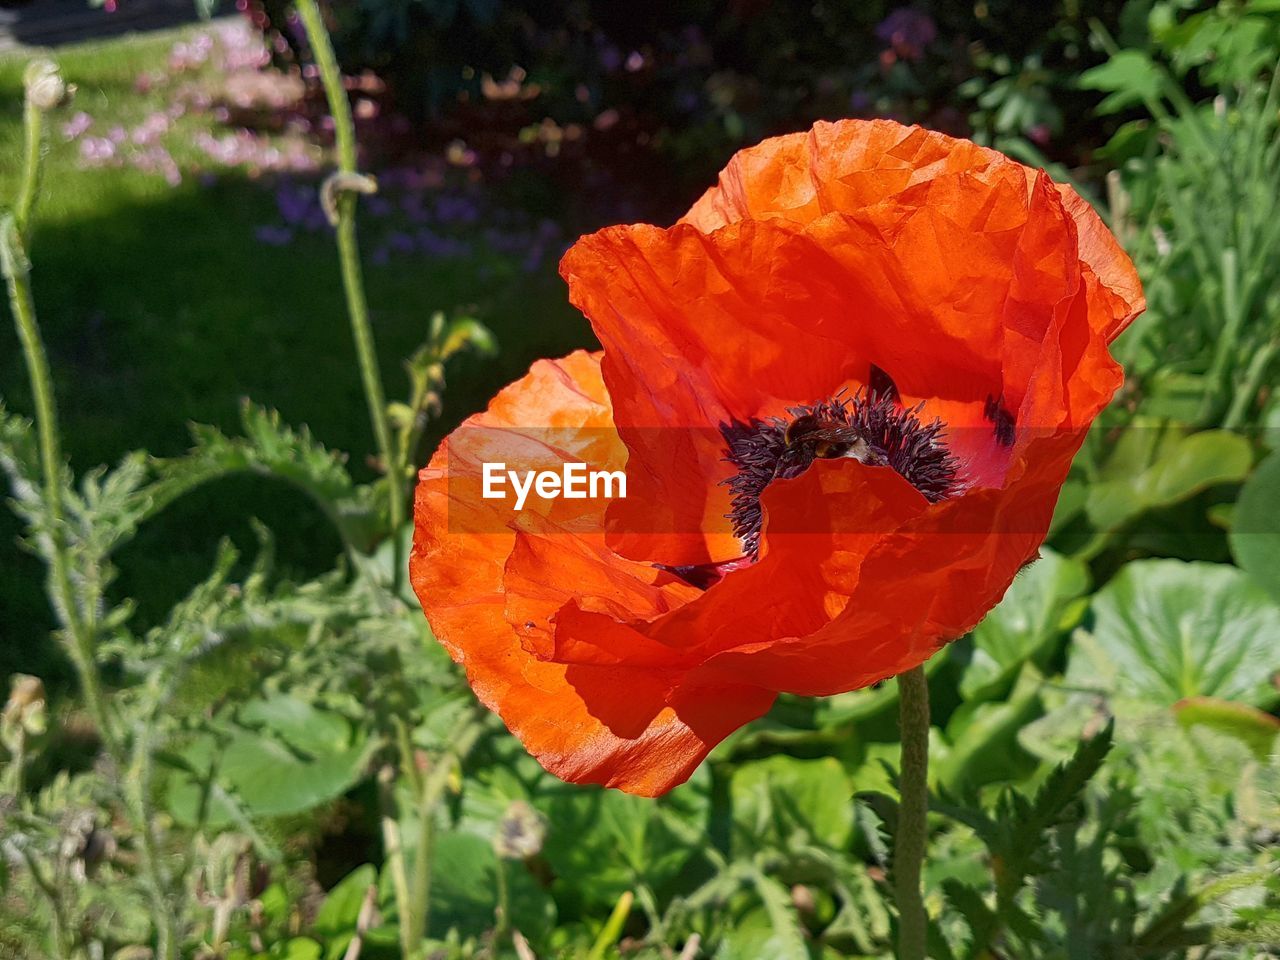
410,351,775,795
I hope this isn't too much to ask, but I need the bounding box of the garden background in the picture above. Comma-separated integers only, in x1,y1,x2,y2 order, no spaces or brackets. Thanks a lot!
1,1,1279,958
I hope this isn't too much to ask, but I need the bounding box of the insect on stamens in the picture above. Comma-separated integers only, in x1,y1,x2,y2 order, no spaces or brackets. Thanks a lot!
721,388,962,560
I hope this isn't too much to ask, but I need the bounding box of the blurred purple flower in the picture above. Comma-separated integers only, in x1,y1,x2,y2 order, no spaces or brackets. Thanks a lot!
434,195,479,225
131,111,171,145
275,181,315,226
62,112,93,141
254,224,294,246
80,137,116,163
597,40,623,73
875,8,936,62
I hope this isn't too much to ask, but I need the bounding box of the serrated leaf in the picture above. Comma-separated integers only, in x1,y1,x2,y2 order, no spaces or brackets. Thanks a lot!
731,756,854,852
153,401,382,552
747,867,810,960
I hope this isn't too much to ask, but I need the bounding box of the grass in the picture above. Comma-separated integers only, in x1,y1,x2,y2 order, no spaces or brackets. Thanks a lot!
0,27,594,683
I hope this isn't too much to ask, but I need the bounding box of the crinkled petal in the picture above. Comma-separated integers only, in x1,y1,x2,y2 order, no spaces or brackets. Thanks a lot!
410,351,775,795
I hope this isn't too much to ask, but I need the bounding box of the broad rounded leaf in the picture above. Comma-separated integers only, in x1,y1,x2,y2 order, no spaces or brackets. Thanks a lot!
313,864,377,939
1068,560,1280,708
961,549,1089,701
1174,696,1280,761
1230,450,1280,603
428,832,556,942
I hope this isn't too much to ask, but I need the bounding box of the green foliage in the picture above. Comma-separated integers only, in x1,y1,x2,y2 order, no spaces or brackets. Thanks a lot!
1068,559,1280,709
959,549,1090,702
5,7,1280,960
154,401,384,554
1091,2,1280,430
1230,448,1280,602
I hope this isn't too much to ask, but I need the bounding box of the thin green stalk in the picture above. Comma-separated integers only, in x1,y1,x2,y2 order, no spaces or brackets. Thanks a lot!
894,666,929,960
587,891,634,960
377,767,414,960
294,0,406,587
5,227,112,756
1223,339,1278,430
492,857,511,953
4,74,178,960
15,97,42,235
405,716,485,947
128,721,176,960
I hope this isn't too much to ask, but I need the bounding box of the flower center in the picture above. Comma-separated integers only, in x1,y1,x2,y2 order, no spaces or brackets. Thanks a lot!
721,386,961,560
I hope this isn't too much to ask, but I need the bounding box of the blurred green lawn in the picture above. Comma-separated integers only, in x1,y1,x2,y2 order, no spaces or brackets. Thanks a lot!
0,29,593,682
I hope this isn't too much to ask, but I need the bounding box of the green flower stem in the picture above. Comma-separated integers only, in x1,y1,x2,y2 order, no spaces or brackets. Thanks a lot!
5,82,179,960
294,0,406,583
493,857,511,951
18,844,71,958
4,225,111,755
895,665,930,960
405,713,485,947
15,96,42,236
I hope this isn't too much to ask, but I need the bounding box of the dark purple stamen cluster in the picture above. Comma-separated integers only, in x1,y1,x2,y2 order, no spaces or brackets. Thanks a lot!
984,393,1016,447
722,388,961,559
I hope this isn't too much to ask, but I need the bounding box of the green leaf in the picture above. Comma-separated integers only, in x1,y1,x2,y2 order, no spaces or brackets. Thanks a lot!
731,756,854,852
153,401,382,552
1086,430,1252,531
961,549,1089,701
939,664,1045,792
427,831,555,941
715,903,809,960
1173,696,1280,761
541,767,709,907
746,867,810,960
273,940,321,960
1079,51,1166,113
313,864,377,938
1068,560,1280,708
1229,450,1280,603
166,695,375,822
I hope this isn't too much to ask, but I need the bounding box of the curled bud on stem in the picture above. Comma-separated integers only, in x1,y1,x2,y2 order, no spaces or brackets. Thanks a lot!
24,60,74,111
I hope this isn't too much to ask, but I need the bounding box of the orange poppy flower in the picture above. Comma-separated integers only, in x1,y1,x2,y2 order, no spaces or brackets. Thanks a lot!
410,119,1143,796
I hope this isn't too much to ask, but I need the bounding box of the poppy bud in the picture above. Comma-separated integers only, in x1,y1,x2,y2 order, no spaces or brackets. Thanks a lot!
492,799,546,860
24,60,73,112
2,674,46,738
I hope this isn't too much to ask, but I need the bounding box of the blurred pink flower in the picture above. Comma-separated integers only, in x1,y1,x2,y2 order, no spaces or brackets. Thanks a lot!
62,112,93,140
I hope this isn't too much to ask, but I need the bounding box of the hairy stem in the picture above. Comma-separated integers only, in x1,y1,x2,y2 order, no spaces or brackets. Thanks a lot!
3,84,178,960
294,0,406,587
894,665,930,960
15,97,42,235
406,717,485,946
